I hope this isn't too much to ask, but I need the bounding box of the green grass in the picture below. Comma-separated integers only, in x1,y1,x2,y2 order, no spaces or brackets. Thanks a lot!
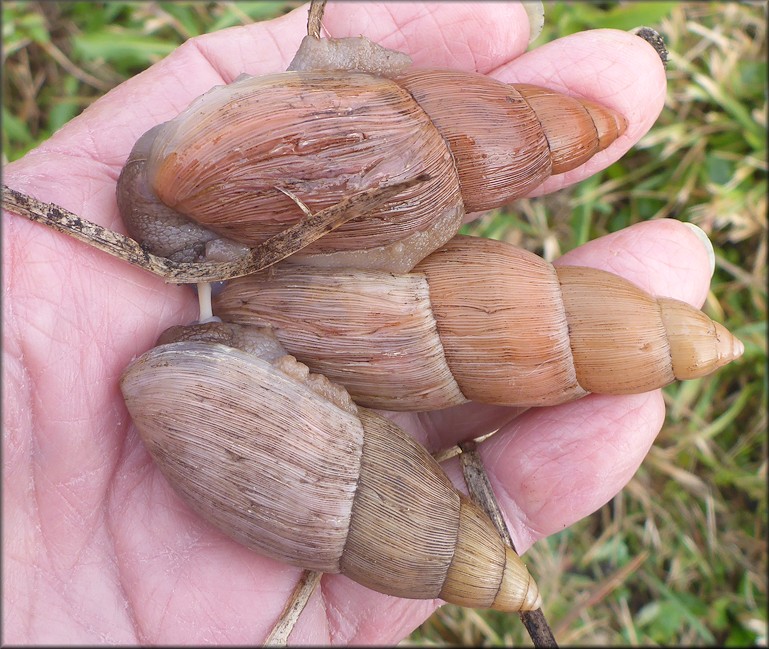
4,2,766,646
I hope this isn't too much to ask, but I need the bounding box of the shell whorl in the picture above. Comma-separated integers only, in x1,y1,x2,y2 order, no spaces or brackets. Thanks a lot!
553,265,744,393
394,70,628,211
657,297,744,379
345,409,540,611
212,266,467,410
399,237,744,402
120,327,363,571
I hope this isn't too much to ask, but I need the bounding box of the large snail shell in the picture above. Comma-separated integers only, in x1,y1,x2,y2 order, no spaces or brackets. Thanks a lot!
212,235,743,410
120,322,541,612
116,45,626,273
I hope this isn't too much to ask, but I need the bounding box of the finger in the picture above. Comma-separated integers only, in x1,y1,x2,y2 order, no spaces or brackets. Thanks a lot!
321,1,533,71
291,575,440,644
494,28,667,195
209,3,664,192
387,403,528,453
449,390,665,554
554,219,715,308
423,219,715,550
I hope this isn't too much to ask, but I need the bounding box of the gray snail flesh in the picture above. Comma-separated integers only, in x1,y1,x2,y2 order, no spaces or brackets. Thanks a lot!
120,321,542,612
116,35,628,275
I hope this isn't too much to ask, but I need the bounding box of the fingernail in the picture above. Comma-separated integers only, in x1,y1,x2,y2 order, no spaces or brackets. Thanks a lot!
521,1,545,44
683,222,716,277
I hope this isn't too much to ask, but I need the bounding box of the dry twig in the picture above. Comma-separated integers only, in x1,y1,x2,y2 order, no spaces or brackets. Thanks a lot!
2,175,426,284
459,440,558,648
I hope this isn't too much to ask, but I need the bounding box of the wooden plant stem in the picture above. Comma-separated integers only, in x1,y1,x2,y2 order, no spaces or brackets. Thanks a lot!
306,0,327,39
263,570,323,646
458,440,558,648
3,175,427,284
2,184,188,277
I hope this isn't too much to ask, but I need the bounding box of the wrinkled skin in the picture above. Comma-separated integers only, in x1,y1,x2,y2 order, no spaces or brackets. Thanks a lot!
2,1,712,645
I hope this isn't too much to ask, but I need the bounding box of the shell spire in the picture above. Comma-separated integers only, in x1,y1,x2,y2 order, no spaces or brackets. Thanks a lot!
394,70,628,211
554,266,744,393
657,297,744,378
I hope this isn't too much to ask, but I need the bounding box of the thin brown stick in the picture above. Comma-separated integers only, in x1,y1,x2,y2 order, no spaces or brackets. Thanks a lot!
458,440,558,648
263,570,323,646
3,175,428,284
3,184,194,278
306,0,327,39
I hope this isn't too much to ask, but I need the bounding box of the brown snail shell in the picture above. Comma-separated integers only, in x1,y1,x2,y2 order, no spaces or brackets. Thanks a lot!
120,321,541,612
116,38,627,274
212,235,744,410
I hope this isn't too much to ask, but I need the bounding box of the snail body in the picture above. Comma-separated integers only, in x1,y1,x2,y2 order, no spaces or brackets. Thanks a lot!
120,321,541,612
116,36,627,274
213,235,744,411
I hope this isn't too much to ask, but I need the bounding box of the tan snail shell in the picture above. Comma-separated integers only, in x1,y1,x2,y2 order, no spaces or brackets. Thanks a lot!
120,321,541,612
116,35,627,273
212,235,744,411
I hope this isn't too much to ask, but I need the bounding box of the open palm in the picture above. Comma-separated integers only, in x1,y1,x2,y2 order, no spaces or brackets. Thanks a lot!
3,2,713,644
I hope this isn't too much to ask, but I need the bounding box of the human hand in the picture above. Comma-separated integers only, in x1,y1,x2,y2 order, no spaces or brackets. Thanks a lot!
3,1,711,644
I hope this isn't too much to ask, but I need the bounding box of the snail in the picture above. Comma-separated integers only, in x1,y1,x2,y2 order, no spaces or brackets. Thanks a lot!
120,320,542,613
212,235,744,411
116,33,628,276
